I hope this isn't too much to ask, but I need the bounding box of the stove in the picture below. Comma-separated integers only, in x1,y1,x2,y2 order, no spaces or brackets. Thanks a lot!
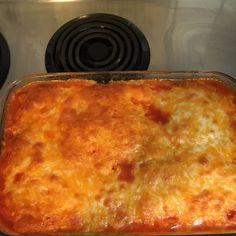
1,0,236,94
45,13,150,72
0,33,10,87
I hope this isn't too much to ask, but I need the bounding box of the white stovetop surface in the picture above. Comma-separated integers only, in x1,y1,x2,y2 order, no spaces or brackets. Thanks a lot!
0,0,236,95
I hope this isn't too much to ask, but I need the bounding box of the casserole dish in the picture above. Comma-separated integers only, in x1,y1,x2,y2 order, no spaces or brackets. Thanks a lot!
0,71,236,236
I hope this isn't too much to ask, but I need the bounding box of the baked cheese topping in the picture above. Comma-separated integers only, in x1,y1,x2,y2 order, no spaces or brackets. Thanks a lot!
0,79,236,234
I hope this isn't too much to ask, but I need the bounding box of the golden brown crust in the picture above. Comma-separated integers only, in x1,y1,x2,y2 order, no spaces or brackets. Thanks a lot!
1,78,236,234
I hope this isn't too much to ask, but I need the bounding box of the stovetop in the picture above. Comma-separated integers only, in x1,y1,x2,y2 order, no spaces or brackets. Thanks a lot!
1,0,236,93
45,13,150,72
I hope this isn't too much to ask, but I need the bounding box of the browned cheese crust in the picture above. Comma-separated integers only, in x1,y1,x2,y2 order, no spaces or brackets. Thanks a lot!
0,79,236,234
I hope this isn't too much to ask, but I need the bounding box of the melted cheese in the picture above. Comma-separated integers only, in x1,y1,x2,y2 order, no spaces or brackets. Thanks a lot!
0,78,236,235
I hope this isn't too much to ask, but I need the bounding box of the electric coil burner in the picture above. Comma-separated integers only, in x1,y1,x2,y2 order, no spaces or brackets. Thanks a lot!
0,33,10,87
45,13,150,72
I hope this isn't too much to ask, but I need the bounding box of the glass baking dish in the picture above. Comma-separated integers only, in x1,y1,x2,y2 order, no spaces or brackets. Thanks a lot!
0,71,236,236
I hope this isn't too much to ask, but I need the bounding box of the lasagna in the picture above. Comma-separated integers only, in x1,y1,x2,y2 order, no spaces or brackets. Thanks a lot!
0,78,236,235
